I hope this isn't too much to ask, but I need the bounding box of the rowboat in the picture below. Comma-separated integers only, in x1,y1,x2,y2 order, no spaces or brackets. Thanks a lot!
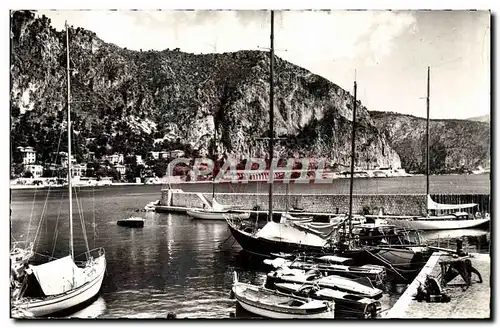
263,258,386,283
117,217,144,228
232,272,335,319
274,282,381,318
266,268,383,299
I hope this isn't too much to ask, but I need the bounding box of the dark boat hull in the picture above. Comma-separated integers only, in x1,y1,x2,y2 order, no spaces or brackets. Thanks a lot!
227,223,326,258
117,220,144,228
273,284,380,318
227,222,429,280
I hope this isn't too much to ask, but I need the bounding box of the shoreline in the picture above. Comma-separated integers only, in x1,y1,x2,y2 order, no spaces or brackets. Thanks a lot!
9,173,490,191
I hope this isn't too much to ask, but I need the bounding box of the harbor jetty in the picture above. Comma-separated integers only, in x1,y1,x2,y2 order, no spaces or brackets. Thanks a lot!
157,189,491,216
385,252,490,319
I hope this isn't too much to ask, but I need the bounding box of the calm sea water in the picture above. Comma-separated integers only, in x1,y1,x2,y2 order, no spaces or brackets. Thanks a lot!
10,180,490,319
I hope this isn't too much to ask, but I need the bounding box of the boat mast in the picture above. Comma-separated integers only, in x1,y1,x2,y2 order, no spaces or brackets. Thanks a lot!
348,79,357,241
212,120,216,201
268,10,275,222
66,21,74,260
426,66,430,215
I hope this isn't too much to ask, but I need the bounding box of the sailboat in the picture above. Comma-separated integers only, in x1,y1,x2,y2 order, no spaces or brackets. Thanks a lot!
225,11,344,256
382,67,490,231
225,13,423,271
11,22,106,317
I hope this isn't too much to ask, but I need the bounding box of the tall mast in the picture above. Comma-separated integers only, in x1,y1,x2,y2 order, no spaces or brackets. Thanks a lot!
66,21,74,260
212,120,216,201
426,66,430,204
268,10,275,222
348,79,357,241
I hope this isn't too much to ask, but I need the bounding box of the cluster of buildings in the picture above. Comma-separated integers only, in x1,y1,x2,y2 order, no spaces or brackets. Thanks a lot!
13,146,186,181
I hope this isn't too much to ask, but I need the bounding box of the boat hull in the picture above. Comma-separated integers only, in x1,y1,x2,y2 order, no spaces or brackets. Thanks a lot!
386,218,490,231
117,220,144,228
14,256,106,317
266,272,383,299
232,281,334,319
236,298,334,319
188,210,250,221
227,223,326,258
274,283,380,318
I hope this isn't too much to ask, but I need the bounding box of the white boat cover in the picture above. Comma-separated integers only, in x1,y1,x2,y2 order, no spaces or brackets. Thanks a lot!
255,222,327,247
29,256,86,296
317,255,352,264
427,195,477,210
290,220,344,240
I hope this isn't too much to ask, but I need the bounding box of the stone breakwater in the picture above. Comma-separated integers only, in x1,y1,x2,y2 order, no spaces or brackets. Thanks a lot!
160,190,490,216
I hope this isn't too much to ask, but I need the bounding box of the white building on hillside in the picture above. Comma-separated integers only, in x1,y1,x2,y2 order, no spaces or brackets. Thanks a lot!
18,146,36,164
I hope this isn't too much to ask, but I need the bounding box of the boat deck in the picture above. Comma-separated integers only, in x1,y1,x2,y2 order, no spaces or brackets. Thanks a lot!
385,252,490,319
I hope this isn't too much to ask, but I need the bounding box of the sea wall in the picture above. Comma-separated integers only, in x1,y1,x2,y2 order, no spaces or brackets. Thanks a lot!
160,190,490,216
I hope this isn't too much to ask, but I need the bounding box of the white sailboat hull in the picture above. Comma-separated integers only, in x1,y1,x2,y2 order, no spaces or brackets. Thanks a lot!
14,256,106,317
187,209,250,220
386,218,490,231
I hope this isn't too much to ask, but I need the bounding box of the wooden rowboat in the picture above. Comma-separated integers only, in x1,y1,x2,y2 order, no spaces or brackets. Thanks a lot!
232,272,335,319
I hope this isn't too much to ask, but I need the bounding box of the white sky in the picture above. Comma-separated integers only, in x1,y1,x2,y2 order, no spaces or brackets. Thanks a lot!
29,8,489,120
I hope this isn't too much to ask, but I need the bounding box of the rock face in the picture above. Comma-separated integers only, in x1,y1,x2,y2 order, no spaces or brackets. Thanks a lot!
370,111,490,173
11,10,403,169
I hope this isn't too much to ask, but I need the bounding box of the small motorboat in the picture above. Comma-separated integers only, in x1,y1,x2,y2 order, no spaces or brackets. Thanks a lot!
266,268,383,299
117,217,145,228
274,283,381,318
232,272,335,319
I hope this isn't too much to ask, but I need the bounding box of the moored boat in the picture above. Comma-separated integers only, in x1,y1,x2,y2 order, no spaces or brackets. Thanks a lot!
187,209,250,220
117,217,145,228
232,272,335,319
226,218,331,257
10,22,106,317
12,253,106,317
274,282,381,318
384,212,490,231
263,257,386,283
266,268,383,299
381,68,491,232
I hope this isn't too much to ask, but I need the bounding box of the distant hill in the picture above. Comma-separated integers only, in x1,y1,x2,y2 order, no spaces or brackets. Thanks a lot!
467,114,490,123
369,111,490,174
10,10,401,169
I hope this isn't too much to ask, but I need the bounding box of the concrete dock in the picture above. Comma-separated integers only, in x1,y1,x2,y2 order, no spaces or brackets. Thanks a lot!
385,252,490,319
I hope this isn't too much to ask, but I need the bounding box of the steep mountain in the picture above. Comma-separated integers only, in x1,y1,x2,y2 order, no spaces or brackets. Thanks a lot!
10,10,401,170
370,111,490,173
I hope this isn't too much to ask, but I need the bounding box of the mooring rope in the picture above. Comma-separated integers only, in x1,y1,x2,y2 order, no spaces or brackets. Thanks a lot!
365,249,407,281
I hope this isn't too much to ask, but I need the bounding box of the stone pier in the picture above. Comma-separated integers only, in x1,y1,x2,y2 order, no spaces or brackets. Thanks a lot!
160,189,428,216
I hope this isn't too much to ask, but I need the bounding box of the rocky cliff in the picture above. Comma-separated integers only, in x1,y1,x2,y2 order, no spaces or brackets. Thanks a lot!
10,11,402,169
370,111,490,173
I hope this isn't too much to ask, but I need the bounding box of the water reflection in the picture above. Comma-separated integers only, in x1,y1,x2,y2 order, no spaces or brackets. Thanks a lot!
69,296,107,318
10,186,491,319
